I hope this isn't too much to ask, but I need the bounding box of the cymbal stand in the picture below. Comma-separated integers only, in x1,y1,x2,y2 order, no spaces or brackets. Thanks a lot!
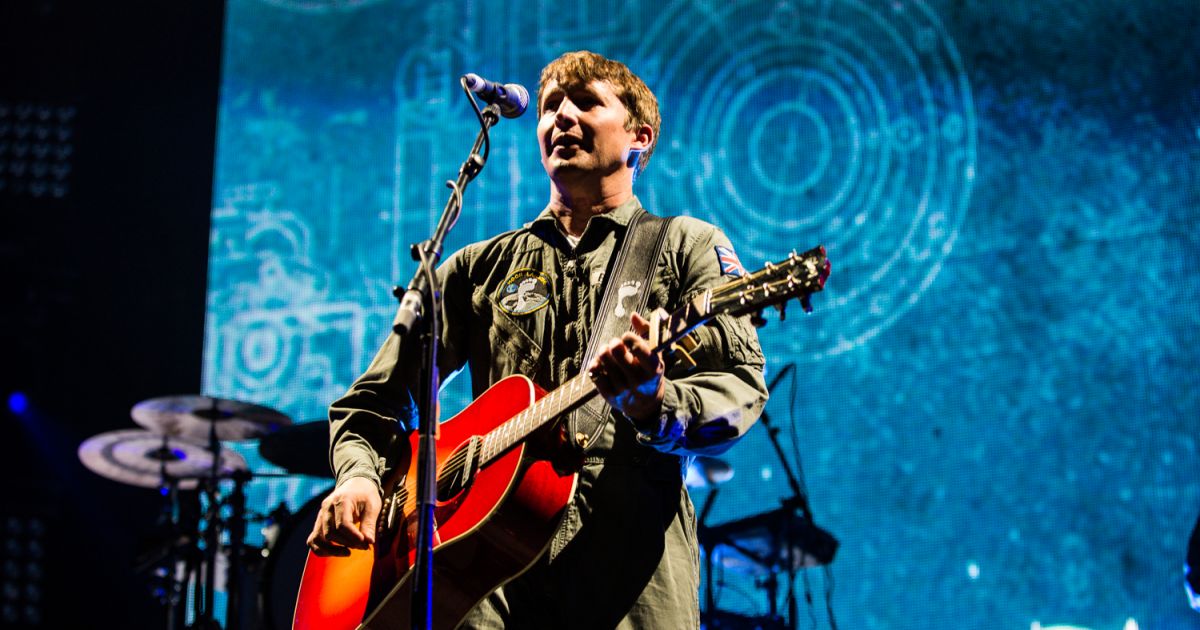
175,488,203,630
195,398,224,629
151,438,187,630
760,408,812,630
137,435,202,630
758,571,781,621
698,487,720,619
225,470,249,630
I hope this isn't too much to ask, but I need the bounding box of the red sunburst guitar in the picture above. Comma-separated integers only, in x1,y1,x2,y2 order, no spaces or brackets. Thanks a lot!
292,246,831,630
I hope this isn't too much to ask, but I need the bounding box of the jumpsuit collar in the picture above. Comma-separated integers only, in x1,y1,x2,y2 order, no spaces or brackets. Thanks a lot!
527,196,644,251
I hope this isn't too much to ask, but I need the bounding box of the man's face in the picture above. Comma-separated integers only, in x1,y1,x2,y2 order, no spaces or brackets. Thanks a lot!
538,79,638,182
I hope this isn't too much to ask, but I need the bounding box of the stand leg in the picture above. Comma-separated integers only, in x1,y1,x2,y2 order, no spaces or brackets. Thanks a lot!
225,473,248,630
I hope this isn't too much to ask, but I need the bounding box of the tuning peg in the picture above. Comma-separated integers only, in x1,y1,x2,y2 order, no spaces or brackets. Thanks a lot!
800,295,813,313
750,309,768,328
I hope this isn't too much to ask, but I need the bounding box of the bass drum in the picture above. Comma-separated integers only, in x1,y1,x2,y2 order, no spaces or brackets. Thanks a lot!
261,492,325,630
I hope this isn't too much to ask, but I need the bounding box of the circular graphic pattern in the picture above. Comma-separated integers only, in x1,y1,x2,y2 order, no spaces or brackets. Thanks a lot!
240,320,290,378
258,0,387,13
637,0,977,358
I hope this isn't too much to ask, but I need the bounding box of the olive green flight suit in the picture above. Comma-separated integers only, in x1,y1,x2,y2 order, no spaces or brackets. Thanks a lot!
330,197,768,628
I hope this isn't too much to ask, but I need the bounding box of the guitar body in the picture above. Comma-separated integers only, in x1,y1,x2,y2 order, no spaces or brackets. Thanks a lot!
292,244,832,630
293,375,578,630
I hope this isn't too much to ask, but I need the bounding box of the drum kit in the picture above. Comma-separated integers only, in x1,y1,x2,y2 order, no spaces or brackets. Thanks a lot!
77,394,334,630
689,409,841,630
77,393,839,630
686,458,840,630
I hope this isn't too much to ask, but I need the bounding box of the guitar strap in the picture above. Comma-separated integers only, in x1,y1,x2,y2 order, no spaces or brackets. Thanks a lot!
569,208,674,454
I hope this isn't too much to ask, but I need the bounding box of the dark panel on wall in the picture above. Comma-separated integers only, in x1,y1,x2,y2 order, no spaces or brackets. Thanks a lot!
0,2,222,627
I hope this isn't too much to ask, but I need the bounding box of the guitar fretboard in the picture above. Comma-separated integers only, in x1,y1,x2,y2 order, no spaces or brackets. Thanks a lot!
470,245,829,468
477,372,598,465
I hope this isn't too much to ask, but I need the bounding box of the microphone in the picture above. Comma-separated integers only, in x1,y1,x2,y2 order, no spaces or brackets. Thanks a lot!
462,73,529,118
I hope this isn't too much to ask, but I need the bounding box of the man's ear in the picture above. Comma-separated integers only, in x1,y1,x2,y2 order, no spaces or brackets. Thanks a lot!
626,123,654,170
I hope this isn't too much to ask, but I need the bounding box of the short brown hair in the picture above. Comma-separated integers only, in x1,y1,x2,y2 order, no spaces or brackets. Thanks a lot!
538,50,661,175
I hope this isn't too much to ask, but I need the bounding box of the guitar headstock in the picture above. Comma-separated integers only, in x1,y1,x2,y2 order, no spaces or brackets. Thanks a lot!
647,245,831,354
713,245,831,319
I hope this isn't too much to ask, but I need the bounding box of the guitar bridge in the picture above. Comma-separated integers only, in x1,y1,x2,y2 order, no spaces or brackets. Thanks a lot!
384,485,406,531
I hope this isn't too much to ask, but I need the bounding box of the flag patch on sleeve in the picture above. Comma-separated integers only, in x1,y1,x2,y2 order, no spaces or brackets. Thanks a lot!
715,245,746,277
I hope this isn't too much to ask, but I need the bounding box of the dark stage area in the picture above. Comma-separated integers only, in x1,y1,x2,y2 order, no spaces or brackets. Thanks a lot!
1,2,222,626
2,1,1198,628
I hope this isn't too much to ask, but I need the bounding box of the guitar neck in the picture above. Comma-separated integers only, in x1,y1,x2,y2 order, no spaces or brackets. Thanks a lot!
473,292,710,466
477,372,598,466
472,244,831,468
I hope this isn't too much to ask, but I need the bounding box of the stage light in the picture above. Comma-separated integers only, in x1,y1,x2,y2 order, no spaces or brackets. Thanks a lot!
6,392,28,415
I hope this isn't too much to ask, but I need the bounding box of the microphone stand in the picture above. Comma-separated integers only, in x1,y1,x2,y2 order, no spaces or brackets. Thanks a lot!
392,87,501,629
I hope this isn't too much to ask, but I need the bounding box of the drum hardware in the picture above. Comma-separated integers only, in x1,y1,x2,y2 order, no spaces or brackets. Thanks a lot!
257,420,334,478
685,455,735,489
135,483,202,628
77,429,249,490
258,501,293,552
131,395,291,442
702,504,839,574
79,395,300,629
698,392,840,630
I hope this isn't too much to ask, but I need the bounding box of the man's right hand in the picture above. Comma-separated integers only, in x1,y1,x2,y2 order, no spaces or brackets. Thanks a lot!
306,476,382,557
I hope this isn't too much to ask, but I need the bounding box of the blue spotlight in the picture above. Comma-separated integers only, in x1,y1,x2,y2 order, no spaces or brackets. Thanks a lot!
7,392,29,415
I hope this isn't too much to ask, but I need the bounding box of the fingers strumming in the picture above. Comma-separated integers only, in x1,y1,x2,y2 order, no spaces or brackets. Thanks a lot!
308,535,350,557
308,522,351,557
331,499,366,547
361,512,378,545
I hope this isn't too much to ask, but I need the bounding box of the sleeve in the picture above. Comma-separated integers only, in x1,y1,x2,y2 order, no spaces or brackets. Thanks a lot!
627,222,770,457
328,249,473,489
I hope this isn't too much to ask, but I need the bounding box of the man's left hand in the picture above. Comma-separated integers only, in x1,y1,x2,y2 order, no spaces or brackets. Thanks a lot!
588,312,665,422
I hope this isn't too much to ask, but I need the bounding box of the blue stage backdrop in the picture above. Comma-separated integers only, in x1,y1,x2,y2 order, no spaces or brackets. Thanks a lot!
204,1,1199,627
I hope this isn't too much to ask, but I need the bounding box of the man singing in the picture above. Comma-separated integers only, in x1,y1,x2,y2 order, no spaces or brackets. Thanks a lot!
308,50,768,628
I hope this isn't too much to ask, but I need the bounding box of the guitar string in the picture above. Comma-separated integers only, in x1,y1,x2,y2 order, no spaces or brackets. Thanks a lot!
402,258,815,511
417,266,793,497
387,259,818,523
413,261,811,498
406,373,591,509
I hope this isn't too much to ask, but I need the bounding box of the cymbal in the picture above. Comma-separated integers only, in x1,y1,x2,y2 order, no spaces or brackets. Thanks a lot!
684,456,733,489
700,507,839,574
78,429,248,489
258,421,333,478
132,394,291,441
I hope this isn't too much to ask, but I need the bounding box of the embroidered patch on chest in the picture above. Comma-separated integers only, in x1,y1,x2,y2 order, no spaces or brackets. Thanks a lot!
715,245,746,277
497,269,552,316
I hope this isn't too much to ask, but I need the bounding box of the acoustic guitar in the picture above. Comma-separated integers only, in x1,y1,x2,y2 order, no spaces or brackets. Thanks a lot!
293,246,831,630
